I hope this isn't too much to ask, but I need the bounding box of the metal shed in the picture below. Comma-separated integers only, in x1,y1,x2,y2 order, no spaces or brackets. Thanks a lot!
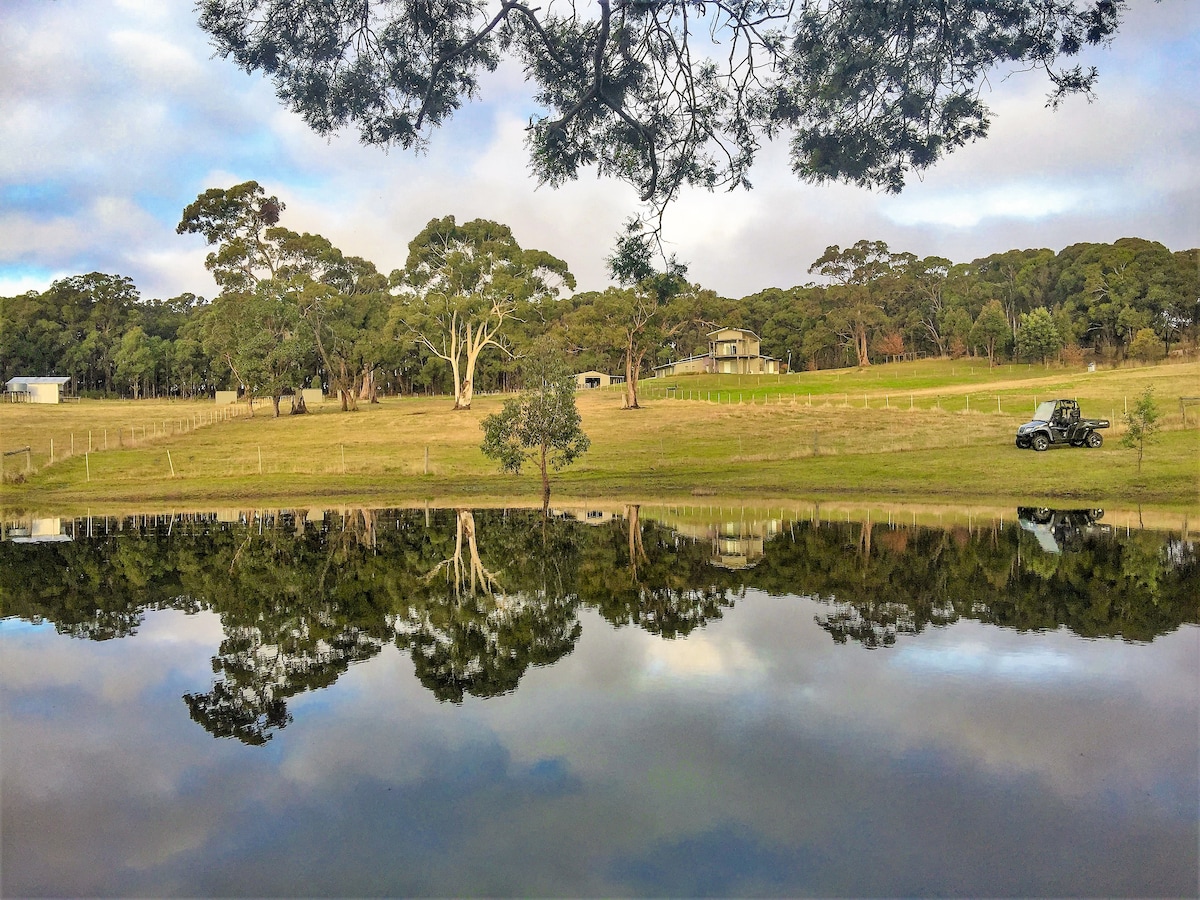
4,376,73,403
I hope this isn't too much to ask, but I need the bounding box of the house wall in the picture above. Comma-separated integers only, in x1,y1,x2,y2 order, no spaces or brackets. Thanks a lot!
28,383,61,404
575,372,611,389
673,357,710,376
709,329,761,359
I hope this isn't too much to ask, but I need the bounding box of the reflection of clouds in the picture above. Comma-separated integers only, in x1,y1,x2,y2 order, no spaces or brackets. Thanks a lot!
3,598,1196,895
893,641,1077,680
639,630,767,684
1,608,221,693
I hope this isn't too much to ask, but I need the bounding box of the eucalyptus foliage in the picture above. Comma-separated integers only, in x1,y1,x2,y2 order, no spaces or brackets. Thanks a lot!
480,342,590,509
391,216,575,409
1120,386,1159,472
196,0,1133,215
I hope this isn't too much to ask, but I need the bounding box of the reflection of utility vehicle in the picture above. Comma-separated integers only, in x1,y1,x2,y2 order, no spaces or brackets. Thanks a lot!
1016,507,1109,553
1015,399,1109,451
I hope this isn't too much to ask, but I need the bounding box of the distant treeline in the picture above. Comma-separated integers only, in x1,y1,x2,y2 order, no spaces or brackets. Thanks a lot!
2,236,1196,400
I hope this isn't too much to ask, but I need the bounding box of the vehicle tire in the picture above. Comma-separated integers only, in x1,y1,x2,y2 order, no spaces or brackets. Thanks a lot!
1016,437,1031,449
1032,434,1050,452
1086,431,1103,448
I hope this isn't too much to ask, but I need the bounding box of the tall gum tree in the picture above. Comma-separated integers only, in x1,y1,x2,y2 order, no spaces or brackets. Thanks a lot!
569,281,696,410
809,240,906,367
575,219,697,410
178,182,294,415
274,231,390,411
179,181,388,414
390,216,574,411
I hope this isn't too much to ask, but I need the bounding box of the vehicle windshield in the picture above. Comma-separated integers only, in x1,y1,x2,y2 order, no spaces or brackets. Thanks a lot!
1032,401,1056,422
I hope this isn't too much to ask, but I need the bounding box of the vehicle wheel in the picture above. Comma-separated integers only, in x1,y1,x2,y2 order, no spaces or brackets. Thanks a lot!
1086,431,1103,448
1032,434,1049,452
1016,437,1031,449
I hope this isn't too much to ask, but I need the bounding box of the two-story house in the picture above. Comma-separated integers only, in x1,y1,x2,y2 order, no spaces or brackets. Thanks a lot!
652,327,779,377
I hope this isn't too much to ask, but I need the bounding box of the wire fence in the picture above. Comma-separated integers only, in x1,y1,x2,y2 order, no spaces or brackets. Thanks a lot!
2,404,248,482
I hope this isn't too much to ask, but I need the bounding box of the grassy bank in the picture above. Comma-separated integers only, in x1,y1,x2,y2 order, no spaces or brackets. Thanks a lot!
3,358,1197,513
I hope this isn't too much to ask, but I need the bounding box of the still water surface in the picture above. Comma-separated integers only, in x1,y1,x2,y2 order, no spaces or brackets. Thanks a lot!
1,505,1197,897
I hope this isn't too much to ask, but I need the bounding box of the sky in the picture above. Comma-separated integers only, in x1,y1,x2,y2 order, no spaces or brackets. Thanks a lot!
1,0,1197,303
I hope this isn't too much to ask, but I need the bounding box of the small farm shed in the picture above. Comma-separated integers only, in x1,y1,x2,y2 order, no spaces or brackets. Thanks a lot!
5,376,72,403
574,371,624,389
7,517,71,543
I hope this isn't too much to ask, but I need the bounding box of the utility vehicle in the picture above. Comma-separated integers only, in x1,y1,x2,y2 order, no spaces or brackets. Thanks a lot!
1015,399,1109,451
1017,507,1110,552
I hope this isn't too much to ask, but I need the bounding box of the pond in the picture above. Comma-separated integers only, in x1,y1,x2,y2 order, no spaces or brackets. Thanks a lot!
2,504,1197,897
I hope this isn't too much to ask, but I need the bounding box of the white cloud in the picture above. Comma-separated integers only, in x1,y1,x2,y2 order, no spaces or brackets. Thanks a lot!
883,184,1095,228
108,29,204,84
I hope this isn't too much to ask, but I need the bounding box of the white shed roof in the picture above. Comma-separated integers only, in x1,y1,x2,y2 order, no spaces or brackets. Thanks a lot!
6,376,71,388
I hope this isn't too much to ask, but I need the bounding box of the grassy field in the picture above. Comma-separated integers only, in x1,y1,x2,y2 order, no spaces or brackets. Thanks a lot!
2,358,1197,514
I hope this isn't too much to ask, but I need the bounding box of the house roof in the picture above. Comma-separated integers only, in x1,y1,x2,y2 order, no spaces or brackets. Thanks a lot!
6,376,71,389
652,353,709,371
707,327,759,340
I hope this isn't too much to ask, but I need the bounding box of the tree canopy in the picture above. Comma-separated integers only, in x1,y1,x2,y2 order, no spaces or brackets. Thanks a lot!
390,215,575,409
195,0,1135,217
480,342,591,510
4,232,1196,401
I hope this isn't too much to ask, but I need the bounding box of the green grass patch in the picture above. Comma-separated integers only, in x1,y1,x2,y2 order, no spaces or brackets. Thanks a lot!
3,360,1197,513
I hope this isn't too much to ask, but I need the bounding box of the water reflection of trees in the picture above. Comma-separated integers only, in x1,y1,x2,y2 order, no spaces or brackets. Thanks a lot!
746,518,1198,647
2,508,1195,739
391,510,583,702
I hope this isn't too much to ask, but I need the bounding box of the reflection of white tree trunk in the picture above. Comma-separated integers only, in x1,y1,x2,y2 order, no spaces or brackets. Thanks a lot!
426,510,502,597
626,504,647,580
354,508,377,549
